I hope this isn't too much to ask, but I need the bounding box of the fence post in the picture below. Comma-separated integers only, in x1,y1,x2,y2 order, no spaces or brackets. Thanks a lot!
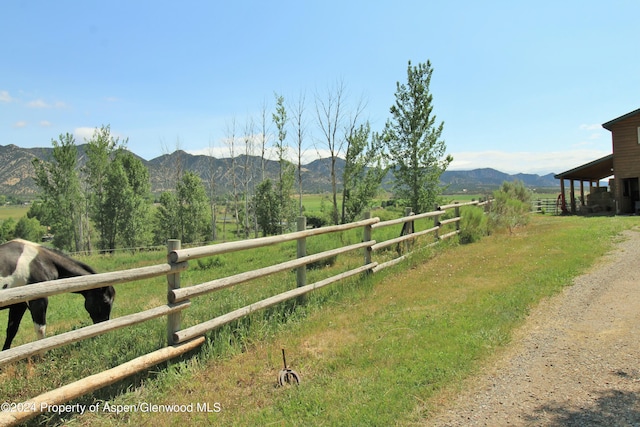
363,212,372,267
167,239,181,346
455,202,460,232
296,216,307,288
296,216,307,305
404,207,414,253
434,203,440,241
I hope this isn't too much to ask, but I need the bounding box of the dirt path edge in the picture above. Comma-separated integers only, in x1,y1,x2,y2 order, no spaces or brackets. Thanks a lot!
427,229,640,426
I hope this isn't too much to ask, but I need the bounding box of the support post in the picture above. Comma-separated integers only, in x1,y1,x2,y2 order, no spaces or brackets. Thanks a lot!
167,239,182,346
455,202,460,232
296,216,307,288
296,216,307,305
404,207,414,253
434,204,440,241
363,212,372,267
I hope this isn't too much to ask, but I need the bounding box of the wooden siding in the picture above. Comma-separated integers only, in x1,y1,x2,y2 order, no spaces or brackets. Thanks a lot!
612,121,640,179
611,114,640,212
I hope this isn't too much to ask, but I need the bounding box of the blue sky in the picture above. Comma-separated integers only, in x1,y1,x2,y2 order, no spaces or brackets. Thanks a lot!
1,1,638,174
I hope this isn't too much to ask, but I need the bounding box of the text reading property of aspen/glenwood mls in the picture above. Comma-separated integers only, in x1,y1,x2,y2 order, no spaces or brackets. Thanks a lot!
2,401,222,415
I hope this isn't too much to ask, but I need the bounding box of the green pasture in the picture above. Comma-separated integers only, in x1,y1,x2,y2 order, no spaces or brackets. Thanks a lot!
0,205,29,221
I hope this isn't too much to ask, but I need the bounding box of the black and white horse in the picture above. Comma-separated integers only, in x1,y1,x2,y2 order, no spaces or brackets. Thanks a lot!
0,239,115,350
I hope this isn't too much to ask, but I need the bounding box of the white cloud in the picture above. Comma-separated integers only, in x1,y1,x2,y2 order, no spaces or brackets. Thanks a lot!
74,126,127,142
27,99,49,108
13,121,28,128
26,99,66,109
0,90,13,103
74,127,98,141
39,120,52,127
449,149,612,175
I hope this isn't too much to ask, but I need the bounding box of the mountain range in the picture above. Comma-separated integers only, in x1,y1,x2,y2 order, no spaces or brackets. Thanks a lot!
0,143,559,199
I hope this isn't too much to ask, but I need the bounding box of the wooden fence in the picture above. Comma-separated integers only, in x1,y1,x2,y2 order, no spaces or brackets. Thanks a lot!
0,200,488,425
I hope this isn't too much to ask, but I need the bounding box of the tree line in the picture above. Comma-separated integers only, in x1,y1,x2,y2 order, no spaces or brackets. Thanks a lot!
6,60,453,252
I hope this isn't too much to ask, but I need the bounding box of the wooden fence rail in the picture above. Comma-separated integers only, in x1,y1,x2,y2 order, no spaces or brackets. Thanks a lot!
0,200,489,425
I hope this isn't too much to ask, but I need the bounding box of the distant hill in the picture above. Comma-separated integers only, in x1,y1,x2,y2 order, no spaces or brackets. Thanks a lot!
441,168,559,193
0,144,559,199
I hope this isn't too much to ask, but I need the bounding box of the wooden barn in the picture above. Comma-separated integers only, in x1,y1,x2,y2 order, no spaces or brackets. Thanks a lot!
555,107,640,214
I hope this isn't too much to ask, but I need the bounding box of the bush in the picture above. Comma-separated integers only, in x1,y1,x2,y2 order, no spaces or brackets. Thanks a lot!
459,206,489,244
489,180,532,233
306,211,330,229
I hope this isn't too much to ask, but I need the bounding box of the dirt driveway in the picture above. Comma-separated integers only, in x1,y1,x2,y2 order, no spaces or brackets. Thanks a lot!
428,229,640,426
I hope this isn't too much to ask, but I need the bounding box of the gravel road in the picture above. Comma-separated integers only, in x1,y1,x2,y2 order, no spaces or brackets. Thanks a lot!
428,229,640,426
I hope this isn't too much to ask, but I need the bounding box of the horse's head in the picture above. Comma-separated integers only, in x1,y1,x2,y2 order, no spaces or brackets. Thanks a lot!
83,286,116,323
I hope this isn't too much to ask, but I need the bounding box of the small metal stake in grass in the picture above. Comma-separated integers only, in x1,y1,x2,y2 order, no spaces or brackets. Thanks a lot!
278,348,300,386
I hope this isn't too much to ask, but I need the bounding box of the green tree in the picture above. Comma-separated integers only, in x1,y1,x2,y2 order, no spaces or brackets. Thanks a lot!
0,218,16,243
341,122,386,223
255,179,280,236
117,150,152,248
383,60,453,213
272,94,297,232
176,171,209,244
102,158,128,250
84,125,124,251
14,216,46,242
32,133,85,251
84,126,152,251
154,191,180,245
26,200,52,228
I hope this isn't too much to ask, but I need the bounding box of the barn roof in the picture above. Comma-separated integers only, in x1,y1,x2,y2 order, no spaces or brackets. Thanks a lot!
554,154,614,181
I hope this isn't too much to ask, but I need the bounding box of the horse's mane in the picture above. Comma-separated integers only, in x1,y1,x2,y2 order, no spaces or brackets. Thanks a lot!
40,245,97,277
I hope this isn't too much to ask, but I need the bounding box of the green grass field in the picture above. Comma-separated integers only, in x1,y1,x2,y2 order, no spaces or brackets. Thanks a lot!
0,205,29,221
1,213,636,425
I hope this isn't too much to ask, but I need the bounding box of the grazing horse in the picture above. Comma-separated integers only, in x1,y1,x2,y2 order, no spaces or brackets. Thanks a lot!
0,239,115,350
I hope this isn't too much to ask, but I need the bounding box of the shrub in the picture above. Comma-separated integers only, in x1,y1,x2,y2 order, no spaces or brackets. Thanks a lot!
489,180,532,233
459,206,489,244
306,211,330,229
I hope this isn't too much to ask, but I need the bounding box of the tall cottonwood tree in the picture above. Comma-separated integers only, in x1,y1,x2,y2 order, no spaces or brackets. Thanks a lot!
224,119,240,232
204,141,221,241
84,125,124,251
113,149,152,249
272,93,296,232
176,171,209,243
155,171,209,244
315,81,366,224
341,122,386,223
383,60,453,213
241,117,257,238
85,126,152,251
290,91,307,215
32,133,85,251
314,81,347,225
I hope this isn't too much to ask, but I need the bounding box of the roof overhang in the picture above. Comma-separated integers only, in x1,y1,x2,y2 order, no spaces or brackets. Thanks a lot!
602,108,640,130
554,154,614,181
